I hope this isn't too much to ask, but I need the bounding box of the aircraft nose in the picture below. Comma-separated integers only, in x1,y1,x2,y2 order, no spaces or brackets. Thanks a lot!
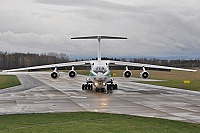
96,72,105,80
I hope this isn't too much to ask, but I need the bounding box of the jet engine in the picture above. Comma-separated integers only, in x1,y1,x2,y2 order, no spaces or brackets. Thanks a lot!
51,66,59,79
69,70,77,78
69,66,77,78
123,66,132,78
140,67,149,79
51,71,59,79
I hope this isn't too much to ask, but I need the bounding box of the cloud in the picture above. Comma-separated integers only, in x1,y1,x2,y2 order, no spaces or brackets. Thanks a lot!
0,0,199,59
0,31,98,57
36,0,133,11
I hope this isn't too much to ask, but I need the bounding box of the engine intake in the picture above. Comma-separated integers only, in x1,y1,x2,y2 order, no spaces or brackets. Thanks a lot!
51,71,59,79
123,70,132,78
140,71,149,79
69,70,77,78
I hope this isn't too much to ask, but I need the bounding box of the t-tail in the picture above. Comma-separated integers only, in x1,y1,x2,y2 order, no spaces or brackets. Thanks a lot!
71,35,127,61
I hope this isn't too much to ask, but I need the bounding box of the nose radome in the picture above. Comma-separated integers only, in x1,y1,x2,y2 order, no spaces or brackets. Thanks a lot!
96,72,105,80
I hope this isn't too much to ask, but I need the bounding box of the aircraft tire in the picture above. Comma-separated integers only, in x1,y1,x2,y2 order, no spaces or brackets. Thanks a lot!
90,84,93,90
82,84,85,90
85,84,88,90
114,84,118,90
110,84,113,90
101,88,105,93
107,84,110,91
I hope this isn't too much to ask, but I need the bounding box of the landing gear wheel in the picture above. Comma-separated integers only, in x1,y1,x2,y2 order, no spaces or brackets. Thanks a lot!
101,88,105,93
85,84,88,90
107,84,110,91
89,84,93,90
106,84,112,93
82,84,85,90
113,84,118,90
82,84,90,90
91,84,93,90
96,88,100,92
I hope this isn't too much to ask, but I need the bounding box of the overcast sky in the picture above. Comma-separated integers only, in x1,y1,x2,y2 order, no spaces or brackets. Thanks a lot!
0,0,200,59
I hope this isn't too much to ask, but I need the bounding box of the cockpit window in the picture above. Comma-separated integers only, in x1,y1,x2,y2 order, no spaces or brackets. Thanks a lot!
93,66,107,74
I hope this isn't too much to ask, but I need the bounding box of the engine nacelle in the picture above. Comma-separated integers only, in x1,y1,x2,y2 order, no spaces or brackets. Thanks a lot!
123,70,132,78
123,66,132,78
51,71,59,79
69,70,77,78
140,71,149,79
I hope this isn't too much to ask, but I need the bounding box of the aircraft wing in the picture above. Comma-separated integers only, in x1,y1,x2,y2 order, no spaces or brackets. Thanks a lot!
3,61,91,72
108,60,197,72
4,60,197,72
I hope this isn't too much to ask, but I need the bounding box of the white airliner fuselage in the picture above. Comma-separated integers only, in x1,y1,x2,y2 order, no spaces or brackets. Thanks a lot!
84,60,115,92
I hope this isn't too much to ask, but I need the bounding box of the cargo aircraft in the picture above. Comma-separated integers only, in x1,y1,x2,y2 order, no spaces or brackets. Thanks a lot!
4,35,197,93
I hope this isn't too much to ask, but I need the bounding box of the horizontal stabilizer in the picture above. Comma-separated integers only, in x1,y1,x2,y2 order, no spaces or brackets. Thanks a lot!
71,35,127,40
101,36,127,39
71,36,97,39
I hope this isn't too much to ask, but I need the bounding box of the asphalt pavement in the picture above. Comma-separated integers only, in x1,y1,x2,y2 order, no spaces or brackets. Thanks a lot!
0,72,199,124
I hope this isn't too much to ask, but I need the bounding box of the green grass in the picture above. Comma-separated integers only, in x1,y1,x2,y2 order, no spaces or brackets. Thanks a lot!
136,68,200,91
0,75,21,89
76,70,90,76
0,112,199,133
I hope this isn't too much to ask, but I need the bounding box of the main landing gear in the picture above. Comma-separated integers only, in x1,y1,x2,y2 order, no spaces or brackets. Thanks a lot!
105,84,118,93
82,84,93,90
107,84,118,91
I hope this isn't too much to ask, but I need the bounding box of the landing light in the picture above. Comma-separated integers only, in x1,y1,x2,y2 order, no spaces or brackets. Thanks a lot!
94,82,98,86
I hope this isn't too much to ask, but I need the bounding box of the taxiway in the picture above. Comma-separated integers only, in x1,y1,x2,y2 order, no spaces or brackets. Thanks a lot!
0,72,200,123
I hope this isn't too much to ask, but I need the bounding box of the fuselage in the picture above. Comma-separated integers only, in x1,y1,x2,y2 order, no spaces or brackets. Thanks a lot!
87,60,112,89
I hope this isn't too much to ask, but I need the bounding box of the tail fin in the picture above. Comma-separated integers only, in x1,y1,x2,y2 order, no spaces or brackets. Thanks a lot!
71,35,127,61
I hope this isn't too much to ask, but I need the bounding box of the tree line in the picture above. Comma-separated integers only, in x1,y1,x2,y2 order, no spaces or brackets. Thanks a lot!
75,57,200,69
0,51,199,70
90,57,199,68
0,52,69,70
129,58,200,68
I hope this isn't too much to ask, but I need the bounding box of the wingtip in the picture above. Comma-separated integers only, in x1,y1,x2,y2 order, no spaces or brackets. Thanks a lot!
190,70,197,72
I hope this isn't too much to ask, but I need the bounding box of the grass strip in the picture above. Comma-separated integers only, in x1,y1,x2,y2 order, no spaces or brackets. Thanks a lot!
0,112,199,133
0,75,21,89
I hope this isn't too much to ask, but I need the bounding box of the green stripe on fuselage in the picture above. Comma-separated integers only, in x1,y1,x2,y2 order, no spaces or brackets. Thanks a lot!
89,72,96,76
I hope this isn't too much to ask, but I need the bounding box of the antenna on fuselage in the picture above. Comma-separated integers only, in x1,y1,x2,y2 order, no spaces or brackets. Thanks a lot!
71,35,127,61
